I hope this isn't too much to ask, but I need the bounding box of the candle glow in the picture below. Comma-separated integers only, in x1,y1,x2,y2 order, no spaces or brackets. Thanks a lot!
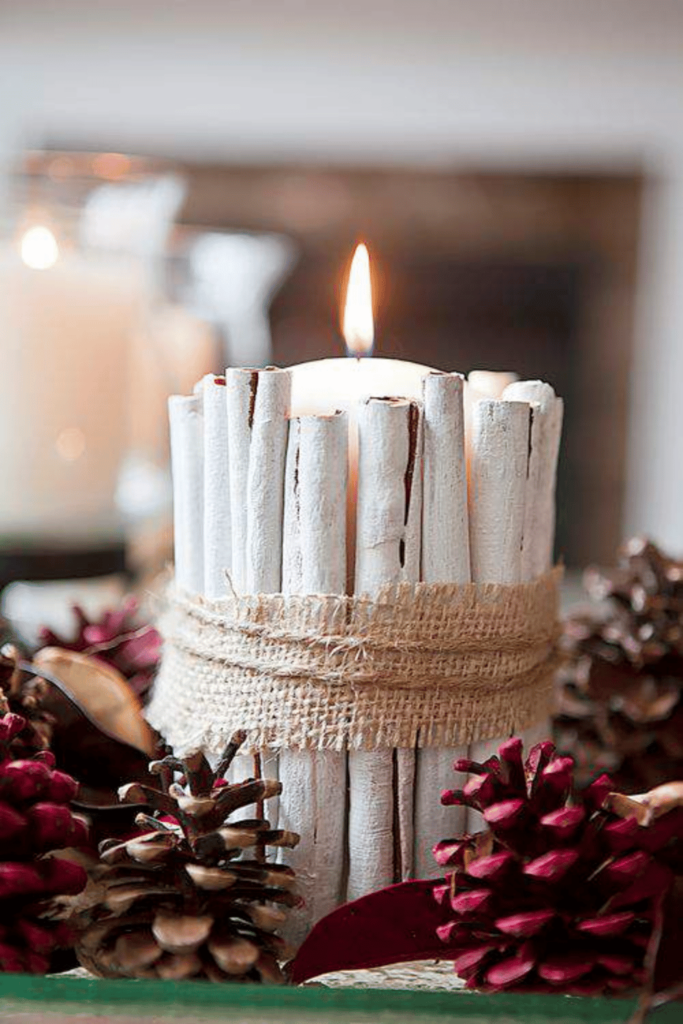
20,225,60,270
343,243,374,357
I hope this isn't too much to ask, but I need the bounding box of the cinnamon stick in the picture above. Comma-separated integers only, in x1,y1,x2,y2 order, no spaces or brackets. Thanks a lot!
168,393,204,594
348,397,423,901
467,397,531,828
199,374,231,599
225,367,291,595
503,380,563,579
415,372,470,879
279,411,348,945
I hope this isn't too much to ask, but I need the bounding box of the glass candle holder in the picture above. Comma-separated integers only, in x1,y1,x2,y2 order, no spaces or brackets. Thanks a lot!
0,150,186,580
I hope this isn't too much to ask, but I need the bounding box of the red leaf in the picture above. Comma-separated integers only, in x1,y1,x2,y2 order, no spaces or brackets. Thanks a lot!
289,879,450,984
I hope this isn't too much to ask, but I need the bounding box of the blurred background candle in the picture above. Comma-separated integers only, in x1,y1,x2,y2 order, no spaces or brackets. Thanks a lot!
0,222,144,548
0,150,304,639
0,156,199,639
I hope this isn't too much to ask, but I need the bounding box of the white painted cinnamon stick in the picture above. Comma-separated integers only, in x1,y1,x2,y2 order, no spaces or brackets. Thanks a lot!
283,412,348,595
414,372,469,879
168,394,204,593
279,411,348,946
422,372,470,584
489,381,564,811
467,395,534,828
281,418,303,597
468,398,531,584
225,369,253,597
224,367,290,816
354,398,422,594
199,374,232,599
465,371,520,457
225,367,291,595
348,397,422,901
542,396,563,573
503,380,564,580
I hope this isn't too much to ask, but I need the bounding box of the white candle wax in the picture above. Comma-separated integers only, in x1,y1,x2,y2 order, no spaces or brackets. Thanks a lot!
467,369,519,400
290,356,436,419
0,242,144,546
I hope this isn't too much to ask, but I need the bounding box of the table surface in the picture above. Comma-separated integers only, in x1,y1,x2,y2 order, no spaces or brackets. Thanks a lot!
0,968,677,1024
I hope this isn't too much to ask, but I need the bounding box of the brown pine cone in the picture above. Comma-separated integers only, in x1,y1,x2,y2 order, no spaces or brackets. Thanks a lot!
554,537,683,791
0,703,87,973
433,738,677,997
76,733,301,982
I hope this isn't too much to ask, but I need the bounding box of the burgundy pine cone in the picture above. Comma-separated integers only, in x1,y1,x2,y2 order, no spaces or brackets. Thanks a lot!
0,706,87,973
434,738,674,996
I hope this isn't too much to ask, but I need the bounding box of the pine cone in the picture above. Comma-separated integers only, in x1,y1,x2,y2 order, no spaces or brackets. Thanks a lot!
39,598,161,702
433,738,676,996
554,537,683,791
76,733,301,982
0,701,88,973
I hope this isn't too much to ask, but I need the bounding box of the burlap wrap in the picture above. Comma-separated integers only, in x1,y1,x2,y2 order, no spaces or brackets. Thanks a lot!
147,567,562,757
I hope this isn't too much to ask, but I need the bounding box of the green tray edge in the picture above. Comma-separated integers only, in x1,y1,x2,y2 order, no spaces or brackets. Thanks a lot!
0,974,676,1023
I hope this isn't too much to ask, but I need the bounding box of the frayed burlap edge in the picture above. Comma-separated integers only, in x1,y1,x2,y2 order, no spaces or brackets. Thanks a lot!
146,568,562,758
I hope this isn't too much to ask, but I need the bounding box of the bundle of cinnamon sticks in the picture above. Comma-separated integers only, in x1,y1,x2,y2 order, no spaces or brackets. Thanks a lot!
167,366,563,944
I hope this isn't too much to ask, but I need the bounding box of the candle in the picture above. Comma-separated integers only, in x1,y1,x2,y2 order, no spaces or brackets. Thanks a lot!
291,246,433,419
467,369,519,400
0,226,144,548
165,242,565,912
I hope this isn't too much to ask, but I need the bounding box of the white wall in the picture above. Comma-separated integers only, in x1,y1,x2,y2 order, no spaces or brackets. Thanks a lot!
1,0,683,550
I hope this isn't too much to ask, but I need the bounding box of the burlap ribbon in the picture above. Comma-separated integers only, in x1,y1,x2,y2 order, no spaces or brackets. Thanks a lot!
147,568,562,757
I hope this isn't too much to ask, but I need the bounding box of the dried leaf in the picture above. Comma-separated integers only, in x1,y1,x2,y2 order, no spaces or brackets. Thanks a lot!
33,648,156,756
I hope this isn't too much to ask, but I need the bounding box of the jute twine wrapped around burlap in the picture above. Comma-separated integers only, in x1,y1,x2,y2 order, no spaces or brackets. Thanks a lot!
146,568,562,758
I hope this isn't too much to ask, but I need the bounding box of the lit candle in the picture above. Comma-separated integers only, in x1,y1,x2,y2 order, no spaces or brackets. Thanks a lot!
0,225,144,548
163,244,566,910
291,243,434,422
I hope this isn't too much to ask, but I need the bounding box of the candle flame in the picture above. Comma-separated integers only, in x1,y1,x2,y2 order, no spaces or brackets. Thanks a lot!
20,225,59,270
343,243,374,357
